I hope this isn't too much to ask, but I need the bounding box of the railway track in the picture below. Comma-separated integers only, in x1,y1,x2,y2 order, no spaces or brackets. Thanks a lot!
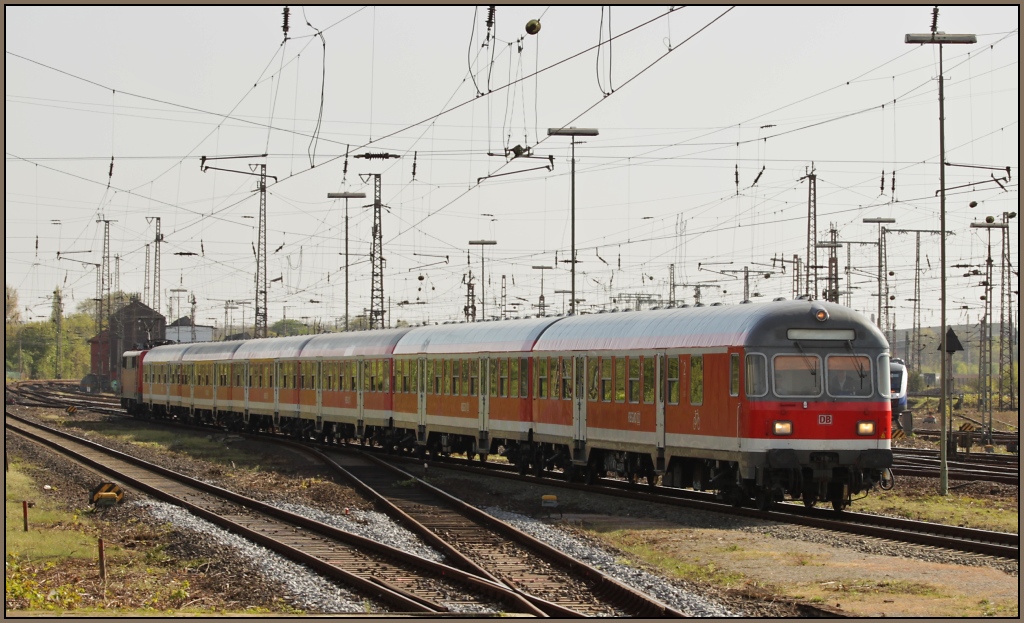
276,438,681,617
391,454,1019,560
892,448,1019,485
11,384,1019,561
4,411,550,616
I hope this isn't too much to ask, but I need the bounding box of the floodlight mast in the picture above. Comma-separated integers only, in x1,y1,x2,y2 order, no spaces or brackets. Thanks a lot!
469,240,497,321
328,192,367,332
905,14,976,496
548,127,599,315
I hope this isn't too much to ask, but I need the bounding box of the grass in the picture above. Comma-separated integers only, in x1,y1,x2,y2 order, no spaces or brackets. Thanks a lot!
852,489,1019,533
65,419,275,469
5,469,97,562
818,579,944,597
592,529,745,586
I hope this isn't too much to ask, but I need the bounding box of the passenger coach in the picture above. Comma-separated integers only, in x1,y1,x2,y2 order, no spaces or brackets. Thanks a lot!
123,298,892,510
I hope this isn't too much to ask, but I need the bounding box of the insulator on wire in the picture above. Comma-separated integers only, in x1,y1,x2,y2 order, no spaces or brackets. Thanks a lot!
890,171,896,195
930,6,939,33
486,6,496,28
282,7,290,36
880,170,885,195
411,151,418,181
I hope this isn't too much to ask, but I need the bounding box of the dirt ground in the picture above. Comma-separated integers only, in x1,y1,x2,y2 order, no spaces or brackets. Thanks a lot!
562,513,1018,618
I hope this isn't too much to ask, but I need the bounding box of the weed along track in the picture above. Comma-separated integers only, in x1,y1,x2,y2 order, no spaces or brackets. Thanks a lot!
4,412,546,615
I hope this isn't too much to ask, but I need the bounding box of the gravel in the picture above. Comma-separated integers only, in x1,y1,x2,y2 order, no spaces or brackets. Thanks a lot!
269,502,445,563
135,500,368,614
484,507,740,617
10,404,1016,616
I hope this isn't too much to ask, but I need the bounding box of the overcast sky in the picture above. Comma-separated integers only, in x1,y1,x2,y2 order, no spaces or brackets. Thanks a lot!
5,5,1019,335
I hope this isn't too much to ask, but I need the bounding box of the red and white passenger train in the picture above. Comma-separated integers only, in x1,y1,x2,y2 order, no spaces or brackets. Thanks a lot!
120,299,893,510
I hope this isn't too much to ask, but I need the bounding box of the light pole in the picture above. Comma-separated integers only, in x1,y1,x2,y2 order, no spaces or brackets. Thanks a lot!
237,301,251,338
547,127,599,315
532,265,553,316
862,218,896,331
469,240,497,321
906,16,976,495
169,288,187,332
554,290,571,315
328,191,367,332
970,217,1008,444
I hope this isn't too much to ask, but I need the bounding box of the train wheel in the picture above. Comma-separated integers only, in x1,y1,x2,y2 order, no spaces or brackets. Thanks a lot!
646,470,658,488
563,463,577,482
584,465,598,485
477,452,488,464
831,499,846,512
803,495,817,509
755,490,772,511
517,459,527,476
532,457,544,478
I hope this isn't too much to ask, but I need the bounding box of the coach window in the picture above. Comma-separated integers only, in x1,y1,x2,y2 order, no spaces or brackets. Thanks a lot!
552,360,561,399
498,359,508,397
744,354,768,397
690,355,704,406
410,360,419,394
552,358,562,399
587,358,599,402
663,354,679,403
600,358,613,402
519,359,529,398
729,353,740,397
614,358,626,403
826,355,872,398
489,359,498,397
537,357,548,399
507,358,518,398
628,358,641,403
383,360,391,392
642,358,655,404
561,358,573,400
468,359,477,396
773,354,822,397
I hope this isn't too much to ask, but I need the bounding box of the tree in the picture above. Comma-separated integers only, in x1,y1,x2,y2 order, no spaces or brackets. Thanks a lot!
6,284,20,325
270,318,308,337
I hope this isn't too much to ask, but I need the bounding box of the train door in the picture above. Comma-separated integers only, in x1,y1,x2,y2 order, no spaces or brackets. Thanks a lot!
730,352,742,451
478,358,490,455
315,359,323,433
243,361,250,419
356,357,365,439
187,363,195,416
656,354,667,451
572,355,587,463
273,360,281,416
417,357,427,444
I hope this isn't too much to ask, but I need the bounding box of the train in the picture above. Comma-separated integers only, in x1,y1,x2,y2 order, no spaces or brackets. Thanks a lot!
119,299,893,511
889,358,909,429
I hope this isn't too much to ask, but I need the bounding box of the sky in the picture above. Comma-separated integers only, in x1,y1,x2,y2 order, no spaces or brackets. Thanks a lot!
5,5,1019,336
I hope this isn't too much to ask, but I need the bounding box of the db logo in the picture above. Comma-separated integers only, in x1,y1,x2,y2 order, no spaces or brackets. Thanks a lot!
818,414,833,425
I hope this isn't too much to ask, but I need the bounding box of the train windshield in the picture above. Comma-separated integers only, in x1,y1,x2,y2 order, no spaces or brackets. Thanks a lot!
890,371,901,392
826,355,873,397
773,354,822,397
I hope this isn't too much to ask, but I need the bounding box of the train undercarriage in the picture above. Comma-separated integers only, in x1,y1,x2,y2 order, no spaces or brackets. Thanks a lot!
129,402,889,511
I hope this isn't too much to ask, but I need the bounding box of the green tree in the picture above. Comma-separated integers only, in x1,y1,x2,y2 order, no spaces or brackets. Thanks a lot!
270,318,308,336
5,284,20,324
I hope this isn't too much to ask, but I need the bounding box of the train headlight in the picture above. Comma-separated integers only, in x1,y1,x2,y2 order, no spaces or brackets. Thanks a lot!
857,420,875,436
813,308,829,322
773,420,793,436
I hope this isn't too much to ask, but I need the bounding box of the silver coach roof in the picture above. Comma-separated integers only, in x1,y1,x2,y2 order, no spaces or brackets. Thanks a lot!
230,335,316,360
180,341,246,361
393,316,562,355
533,300,885,352
138,342,194,363
300,327,413,358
